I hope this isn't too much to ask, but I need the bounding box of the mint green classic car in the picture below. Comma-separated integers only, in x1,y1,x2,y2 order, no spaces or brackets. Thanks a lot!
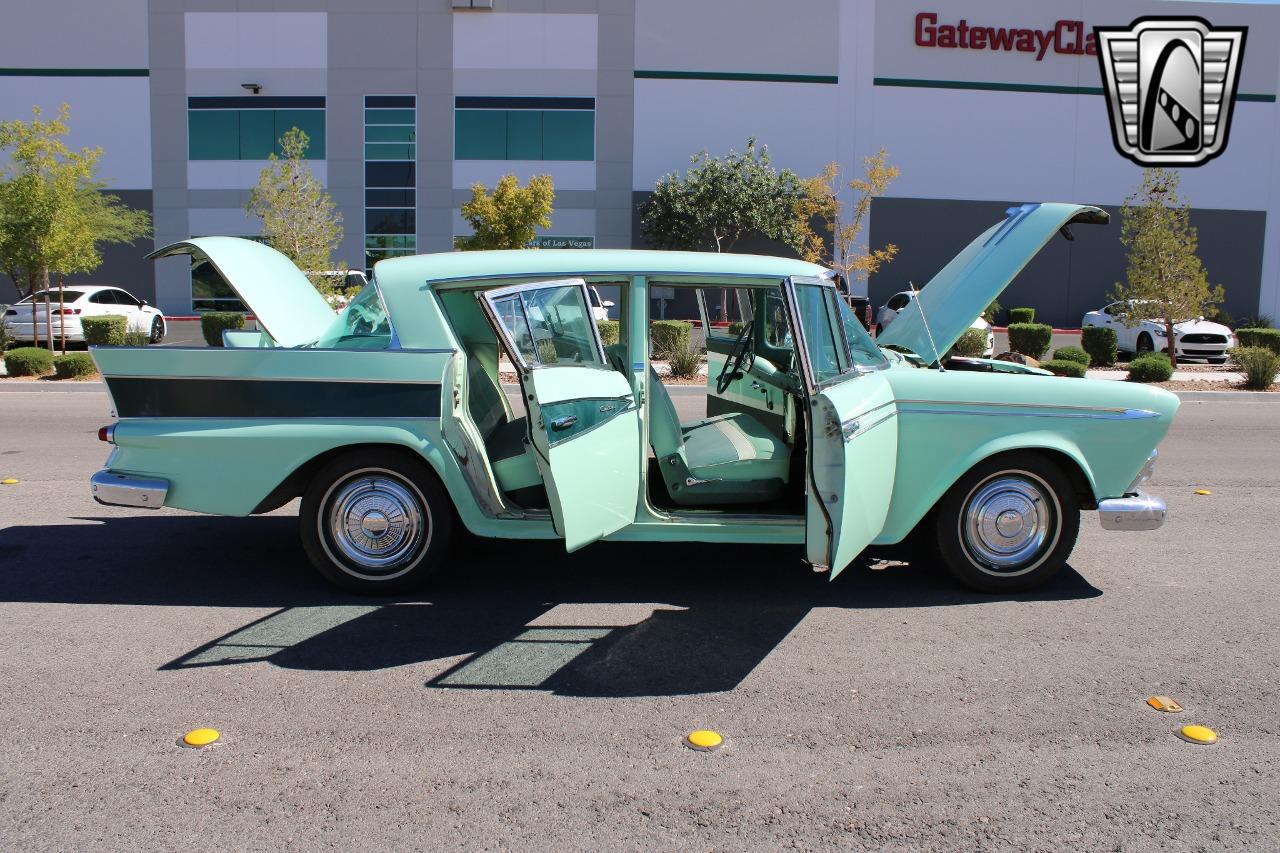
89,203,1175,594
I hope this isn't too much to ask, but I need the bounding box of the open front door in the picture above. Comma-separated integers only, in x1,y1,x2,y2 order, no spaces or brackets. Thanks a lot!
480,279,640,551
784,277,898,578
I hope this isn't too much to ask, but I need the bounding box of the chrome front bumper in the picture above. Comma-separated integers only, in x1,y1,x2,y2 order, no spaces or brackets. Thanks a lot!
1097,493,1166,531
91,470,168,509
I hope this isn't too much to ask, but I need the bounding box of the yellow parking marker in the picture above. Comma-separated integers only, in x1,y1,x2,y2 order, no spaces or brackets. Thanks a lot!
1,478,18,485
1146,696,1184,713
684,730,724,752
1194,489,1212,495
179,728,221,748
1176,724,1218,745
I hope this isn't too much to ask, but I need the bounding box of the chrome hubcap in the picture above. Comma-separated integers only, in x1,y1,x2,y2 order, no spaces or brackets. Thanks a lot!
325,473,427,576
962,474,1055,574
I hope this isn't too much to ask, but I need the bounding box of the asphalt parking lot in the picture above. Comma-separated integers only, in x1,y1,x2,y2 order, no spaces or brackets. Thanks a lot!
1,388,1277,851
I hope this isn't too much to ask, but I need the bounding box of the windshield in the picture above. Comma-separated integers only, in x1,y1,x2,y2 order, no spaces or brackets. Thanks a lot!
836,296,889,369
312,281,393,349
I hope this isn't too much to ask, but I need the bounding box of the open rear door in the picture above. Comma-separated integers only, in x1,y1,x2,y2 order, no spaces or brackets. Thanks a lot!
480,279,640,551
784,276,898,578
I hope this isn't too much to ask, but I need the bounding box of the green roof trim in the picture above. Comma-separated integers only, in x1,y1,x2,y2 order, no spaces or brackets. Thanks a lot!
874,76,1275,102
635,70,838,85
0,68,149,77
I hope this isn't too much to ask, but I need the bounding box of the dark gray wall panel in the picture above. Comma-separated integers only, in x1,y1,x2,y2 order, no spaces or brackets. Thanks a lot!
868,198,1265,328
0,190,155,307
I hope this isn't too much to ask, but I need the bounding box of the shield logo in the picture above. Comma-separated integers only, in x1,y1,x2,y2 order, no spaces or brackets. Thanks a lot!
1095,17,1247,166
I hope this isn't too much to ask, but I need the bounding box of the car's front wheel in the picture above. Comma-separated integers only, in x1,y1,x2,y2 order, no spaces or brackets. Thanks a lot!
1136,333,1154,355
300,450,453,594
934,452,1079,593
149,315,165,344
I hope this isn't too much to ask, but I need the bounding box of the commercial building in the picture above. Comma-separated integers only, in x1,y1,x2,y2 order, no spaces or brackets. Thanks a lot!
1,0,1277,327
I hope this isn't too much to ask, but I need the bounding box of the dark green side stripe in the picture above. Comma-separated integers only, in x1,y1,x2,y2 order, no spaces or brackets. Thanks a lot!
0,68,149,77
874,76,1276,102
107,377,441,419
636,70,838,85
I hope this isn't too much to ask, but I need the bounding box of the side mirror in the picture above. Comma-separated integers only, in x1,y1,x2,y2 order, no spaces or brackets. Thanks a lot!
602,300,615,308
141,299,149,306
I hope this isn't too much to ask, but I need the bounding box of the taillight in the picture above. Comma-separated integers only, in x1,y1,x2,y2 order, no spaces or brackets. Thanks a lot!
98,424,116,444
52,308,82,315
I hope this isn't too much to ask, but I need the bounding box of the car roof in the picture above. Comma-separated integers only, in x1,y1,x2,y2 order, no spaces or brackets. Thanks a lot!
371,249,829,291
24,285,122,299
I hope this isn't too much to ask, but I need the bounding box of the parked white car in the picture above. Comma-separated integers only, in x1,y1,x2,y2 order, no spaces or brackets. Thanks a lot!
876,290,994,357
3,285,166,344
588,285,615,322
1081,300,1233,363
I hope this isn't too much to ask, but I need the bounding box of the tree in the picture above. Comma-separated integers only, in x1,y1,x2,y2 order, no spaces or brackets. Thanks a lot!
1110,168,1222,367
794,149,900,291
246,127,344,293
455,174,555,250
640,138,807,254
0,104,150,349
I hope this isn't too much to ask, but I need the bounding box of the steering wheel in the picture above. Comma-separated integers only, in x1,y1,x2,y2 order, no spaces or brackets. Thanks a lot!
716,323,755,394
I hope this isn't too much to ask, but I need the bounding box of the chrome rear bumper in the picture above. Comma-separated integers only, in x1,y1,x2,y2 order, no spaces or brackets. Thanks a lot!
91,470,168,509
1097,493,1166,531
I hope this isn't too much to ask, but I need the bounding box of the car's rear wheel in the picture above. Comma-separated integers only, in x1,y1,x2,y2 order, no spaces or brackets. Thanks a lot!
300,449,452,594
935,452,1079,593
1136,333,1154,355
149,316,165,344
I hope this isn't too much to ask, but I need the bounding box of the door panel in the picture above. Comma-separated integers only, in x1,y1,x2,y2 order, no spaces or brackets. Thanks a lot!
480,279,640,551
785,277,898,578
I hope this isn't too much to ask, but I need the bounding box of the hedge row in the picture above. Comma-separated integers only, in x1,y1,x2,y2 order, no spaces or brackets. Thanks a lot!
1008,307,1035,325
4,347,53,376
81,315,127,346
53,352,97,379
1236,328,1280,355
201,311,247,347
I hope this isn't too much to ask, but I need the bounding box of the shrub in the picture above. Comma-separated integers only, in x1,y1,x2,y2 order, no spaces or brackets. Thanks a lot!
123,330,150,347
1128,352,1173,383
1052,345,1091,367
1007,322,1052,359
1081,326,1118,367
53,352,97,379
1040,359,1087,378
1236,328,1280,355
665,342,702,379
597,320,620,347
951,327,988,358
1008,307,1035,325
4,346,53,376
982,300,1001,325
649,320,692,357
1235,314,1274,330
81,315,127,346
1230,346,1279,390
727,321,748,337
201,311,246,347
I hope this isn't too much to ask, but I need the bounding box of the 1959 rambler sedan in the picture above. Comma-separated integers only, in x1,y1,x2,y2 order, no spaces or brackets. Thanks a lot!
89,203,1175,594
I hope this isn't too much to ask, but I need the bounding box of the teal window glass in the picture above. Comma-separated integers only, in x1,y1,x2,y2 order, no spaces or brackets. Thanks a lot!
836,295,888,369
238,109,275,160
365,109,416,125
365,125,415,143
313,283,393,350
275,109,325,158
542,110,594,160
188,110,239,160
506,110,542,160
455,110,507,159
365,143,415,160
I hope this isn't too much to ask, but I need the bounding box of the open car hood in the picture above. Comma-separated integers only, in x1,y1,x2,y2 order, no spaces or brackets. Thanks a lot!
878,203,1108,361
148,237,335,348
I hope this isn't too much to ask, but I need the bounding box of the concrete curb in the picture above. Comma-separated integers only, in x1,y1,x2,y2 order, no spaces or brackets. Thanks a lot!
0,380,106,392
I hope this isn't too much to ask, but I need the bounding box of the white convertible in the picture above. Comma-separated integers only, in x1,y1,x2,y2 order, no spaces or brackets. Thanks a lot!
1082,300,1233,363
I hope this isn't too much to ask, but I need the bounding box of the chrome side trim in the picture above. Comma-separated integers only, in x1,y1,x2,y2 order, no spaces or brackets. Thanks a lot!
1097,493,1166,531
843,409,897,441
87,345,456,354
97,374,444,385
896,399,1159,417
898,401,1159,421
90,470,168,509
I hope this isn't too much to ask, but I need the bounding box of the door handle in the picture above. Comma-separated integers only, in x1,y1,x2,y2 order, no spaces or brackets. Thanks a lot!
550,415,578,432
750,380,765,391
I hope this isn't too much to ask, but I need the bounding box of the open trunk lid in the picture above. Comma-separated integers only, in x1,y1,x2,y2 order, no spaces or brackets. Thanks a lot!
148,237,335,348
877,203,1108,361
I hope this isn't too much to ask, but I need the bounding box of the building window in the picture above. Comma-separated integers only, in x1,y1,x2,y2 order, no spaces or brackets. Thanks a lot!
454,97,594,161
365,95,417,271
188,96,326,160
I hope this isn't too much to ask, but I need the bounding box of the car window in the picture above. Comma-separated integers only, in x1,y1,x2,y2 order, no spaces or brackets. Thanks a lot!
312,281,393,349
698,286,753,341
792,283,850,386
89,291,117,304
113,290,140,307
490,284,603,368
887,293,909,311
836,296,889,369
16,290,85,304
763,291,791,348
